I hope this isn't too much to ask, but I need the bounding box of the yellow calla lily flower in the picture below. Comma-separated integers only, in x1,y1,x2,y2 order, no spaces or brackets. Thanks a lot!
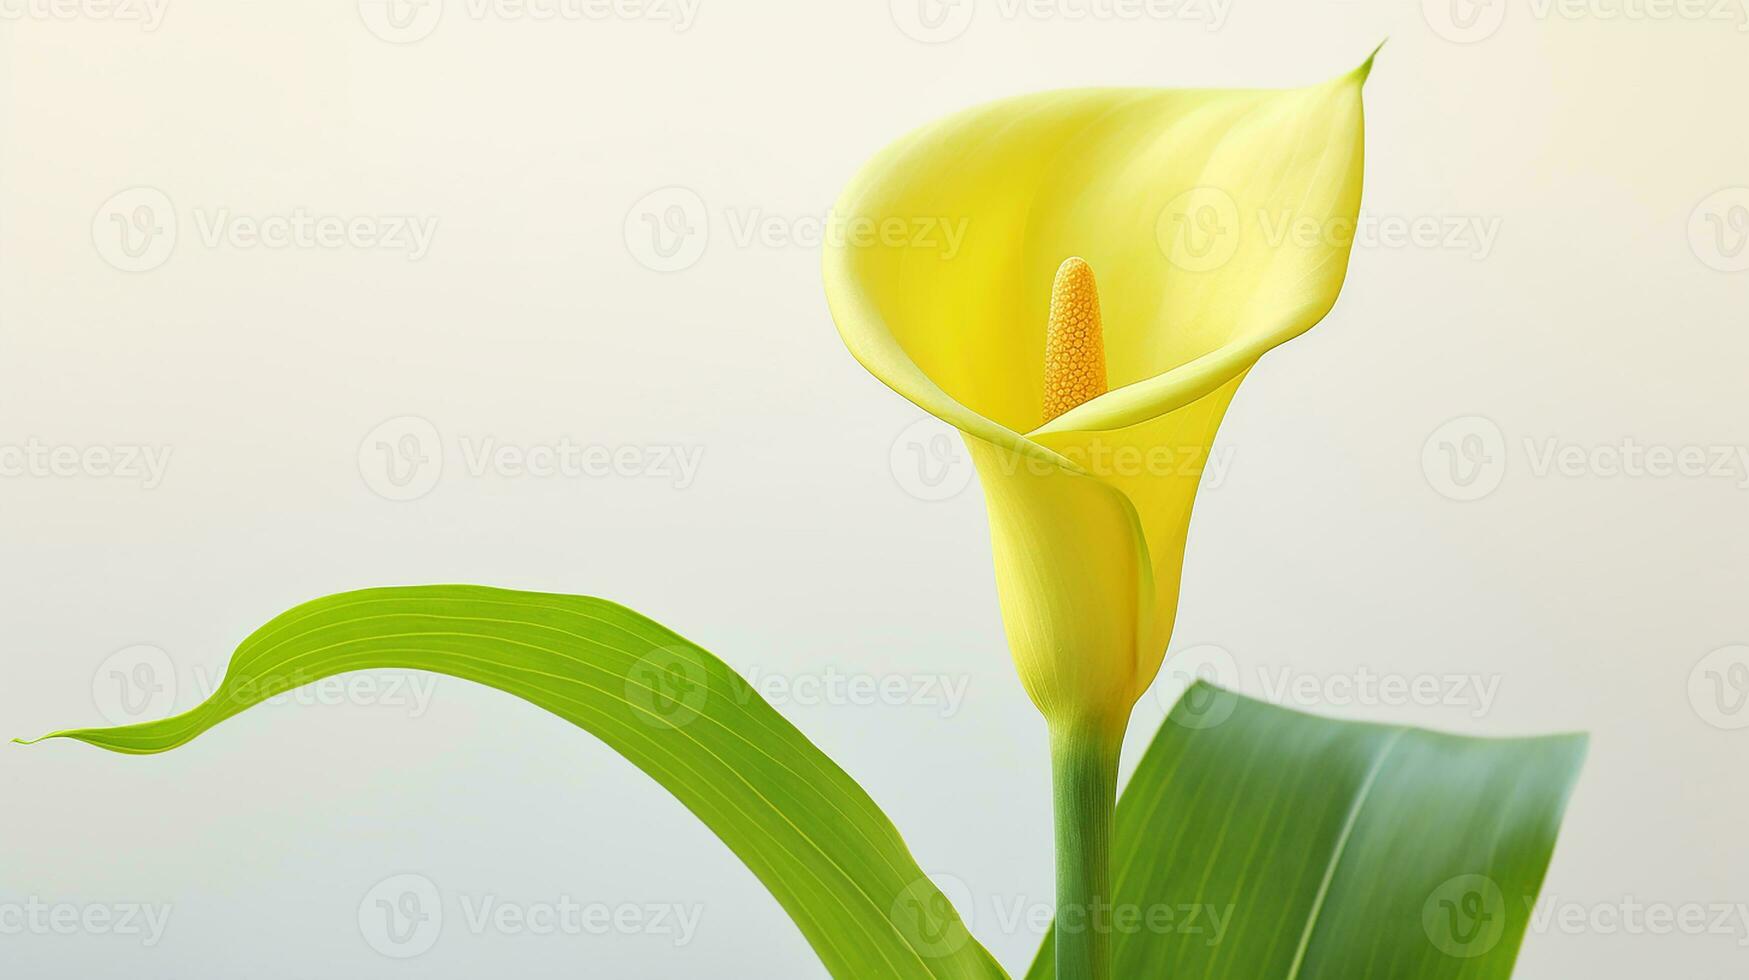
825,55,1375,742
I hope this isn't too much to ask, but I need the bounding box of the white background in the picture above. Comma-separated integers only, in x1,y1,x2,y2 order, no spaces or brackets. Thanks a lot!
2,0,1746,976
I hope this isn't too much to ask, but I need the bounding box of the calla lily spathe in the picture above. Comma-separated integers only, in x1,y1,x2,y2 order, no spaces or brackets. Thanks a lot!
824,56,1375,735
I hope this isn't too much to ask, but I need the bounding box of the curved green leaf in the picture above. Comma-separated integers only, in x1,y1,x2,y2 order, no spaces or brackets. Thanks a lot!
22,585,1008,980
1027,682,1587,979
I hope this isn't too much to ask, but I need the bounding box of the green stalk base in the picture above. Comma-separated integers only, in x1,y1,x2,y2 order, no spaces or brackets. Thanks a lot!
1050,723,1122,980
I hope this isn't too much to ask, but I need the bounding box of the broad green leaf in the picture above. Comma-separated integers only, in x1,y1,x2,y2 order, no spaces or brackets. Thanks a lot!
22,585,1009,980
1026,683,1587,980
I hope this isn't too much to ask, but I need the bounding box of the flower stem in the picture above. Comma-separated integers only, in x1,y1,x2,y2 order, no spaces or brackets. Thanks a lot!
1050,722,1121,980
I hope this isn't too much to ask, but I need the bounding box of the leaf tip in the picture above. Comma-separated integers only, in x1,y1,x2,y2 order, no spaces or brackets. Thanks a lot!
1567,729,1592,760
13,729,92,748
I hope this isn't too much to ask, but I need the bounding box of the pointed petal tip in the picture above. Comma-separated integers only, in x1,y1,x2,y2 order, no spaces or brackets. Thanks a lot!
1355,39,1387,84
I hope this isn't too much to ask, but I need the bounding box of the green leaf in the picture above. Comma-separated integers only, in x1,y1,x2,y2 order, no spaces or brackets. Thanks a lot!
22,585,1009,980
1026,682,1587,980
